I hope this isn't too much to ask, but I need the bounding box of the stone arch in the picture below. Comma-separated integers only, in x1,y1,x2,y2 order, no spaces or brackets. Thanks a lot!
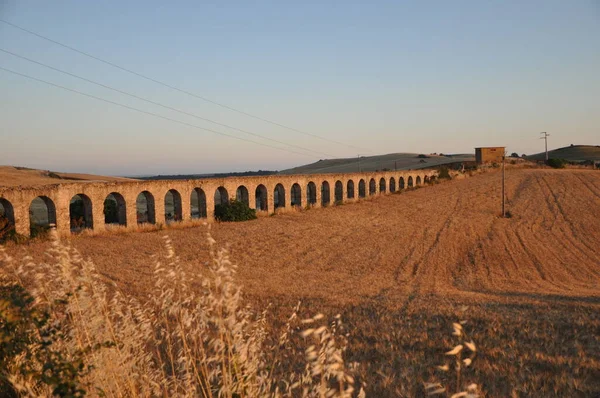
29,196,57,235
369,178,377,195
291,183,302,207
0,198,15,228
358,179,366,198
307,182,317,205
104,192,126,225
424,175,430,184
321,181,331,206
274,183,286,209
399,177,405,189
70,194,93,231
347,180,355,199
389,177,396,192
379,177,386,193
408,176,414,188
416,176,422,186
165,189,182,223
334,181,343,202
191,188,207,219
215,187,229,207
255,184,268,211
236,185,249,206
136,191,156,224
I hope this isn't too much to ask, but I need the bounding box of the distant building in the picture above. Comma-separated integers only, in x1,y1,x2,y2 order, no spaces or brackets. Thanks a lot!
475,147,505,164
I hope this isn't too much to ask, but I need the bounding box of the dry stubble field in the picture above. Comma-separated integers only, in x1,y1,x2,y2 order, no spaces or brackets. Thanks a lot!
5,169,600,397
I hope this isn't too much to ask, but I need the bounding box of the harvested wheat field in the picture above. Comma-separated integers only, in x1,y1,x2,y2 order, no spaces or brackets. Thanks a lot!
4,169,600,397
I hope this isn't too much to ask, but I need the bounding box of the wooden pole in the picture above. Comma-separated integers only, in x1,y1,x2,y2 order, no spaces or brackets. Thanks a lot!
502,150,506,217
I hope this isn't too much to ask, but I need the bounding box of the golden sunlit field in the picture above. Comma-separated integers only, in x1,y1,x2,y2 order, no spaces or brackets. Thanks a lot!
3,168,600,397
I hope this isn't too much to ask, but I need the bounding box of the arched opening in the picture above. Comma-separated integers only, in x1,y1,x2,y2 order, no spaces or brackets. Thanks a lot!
69,194,93,232
369,178,377,195
29,196,56,236
165,189,182,223
291,183,302,207
399,177,405,189
347,180,355,199
191,188,207,219
255,185,268,211
0,198,15,239
307,182,317,205
236,185,249,206
416,176,422,186
358,179,366,198
214,186,229,209
104,192,126,226
408,176,414,188
274,183,286,209
136,191,156,224
389,177,396,192
379,178,386,193
321,181,331,206
334,181,343,203
424,175,430,184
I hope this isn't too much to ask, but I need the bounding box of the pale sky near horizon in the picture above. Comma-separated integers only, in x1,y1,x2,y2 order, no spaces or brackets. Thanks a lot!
1,1,598,176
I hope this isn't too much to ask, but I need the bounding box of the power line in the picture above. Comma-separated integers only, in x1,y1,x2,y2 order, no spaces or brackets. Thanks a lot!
0,18,373,154
0,66,317,158
0,47,336,159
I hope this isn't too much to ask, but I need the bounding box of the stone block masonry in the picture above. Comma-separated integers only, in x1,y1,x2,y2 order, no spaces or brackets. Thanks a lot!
0,170,435,237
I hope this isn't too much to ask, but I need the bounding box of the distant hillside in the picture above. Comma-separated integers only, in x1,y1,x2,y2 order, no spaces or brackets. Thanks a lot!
280,152,475,175
526,145,600,162
136,170,278,181
0,166,136,187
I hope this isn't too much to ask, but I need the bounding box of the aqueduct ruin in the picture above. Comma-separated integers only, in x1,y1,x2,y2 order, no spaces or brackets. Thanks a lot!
0,170,435,237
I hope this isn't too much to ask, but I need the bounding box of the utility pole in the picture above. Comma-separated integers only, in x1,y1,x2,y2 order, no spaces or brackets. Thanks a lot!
502,149,506,217
540,132,550,162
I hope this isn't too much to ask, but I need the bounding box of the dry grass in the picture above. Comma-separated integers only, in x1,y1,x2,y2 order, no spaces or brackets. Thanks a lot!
3,169,600,396
0,230,360,397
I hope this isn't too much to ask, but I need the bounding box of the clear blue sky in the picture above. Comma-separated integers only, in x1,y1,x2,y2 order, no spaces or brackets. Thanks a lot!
1,1,598,175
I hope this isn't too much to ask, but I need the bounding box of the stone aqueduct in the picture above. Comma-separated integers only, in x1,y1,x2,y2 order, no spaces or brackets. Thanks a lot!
0,170,435,237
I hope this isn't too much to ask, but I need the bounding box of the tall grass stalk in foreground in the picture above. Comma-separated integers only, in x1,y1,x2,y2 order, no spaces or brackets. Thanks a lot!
425,308,480,398
0,228,359,397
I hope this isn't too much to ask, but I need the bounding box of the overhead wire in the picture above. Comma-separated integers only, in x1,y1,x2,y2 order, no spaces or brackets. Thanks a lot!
0,66,319,158
0,47,337,159
0,18,374,155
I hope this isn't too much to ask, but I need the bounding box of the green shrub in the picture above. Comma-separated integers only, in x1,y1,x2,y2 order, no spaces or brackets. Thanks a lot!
214,199,257,222
547,158,566,169
0,283,87,396
438,167,451,180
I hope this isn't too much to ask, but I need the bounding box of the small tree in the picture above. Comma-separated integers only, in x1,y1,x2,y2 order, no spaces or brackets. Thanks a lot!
510,152,519,158
547,158,566,169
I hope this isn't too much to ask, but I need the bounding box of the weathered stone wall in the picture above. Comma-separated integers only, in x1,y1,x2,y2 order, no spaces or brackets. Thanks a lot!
0,170,436,237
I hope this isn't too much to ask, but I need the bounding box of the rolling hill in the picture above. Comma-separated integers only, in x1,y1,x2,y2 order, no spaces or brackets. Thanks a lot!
526,144,600,162
279,152,475,175
0,166,137,187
